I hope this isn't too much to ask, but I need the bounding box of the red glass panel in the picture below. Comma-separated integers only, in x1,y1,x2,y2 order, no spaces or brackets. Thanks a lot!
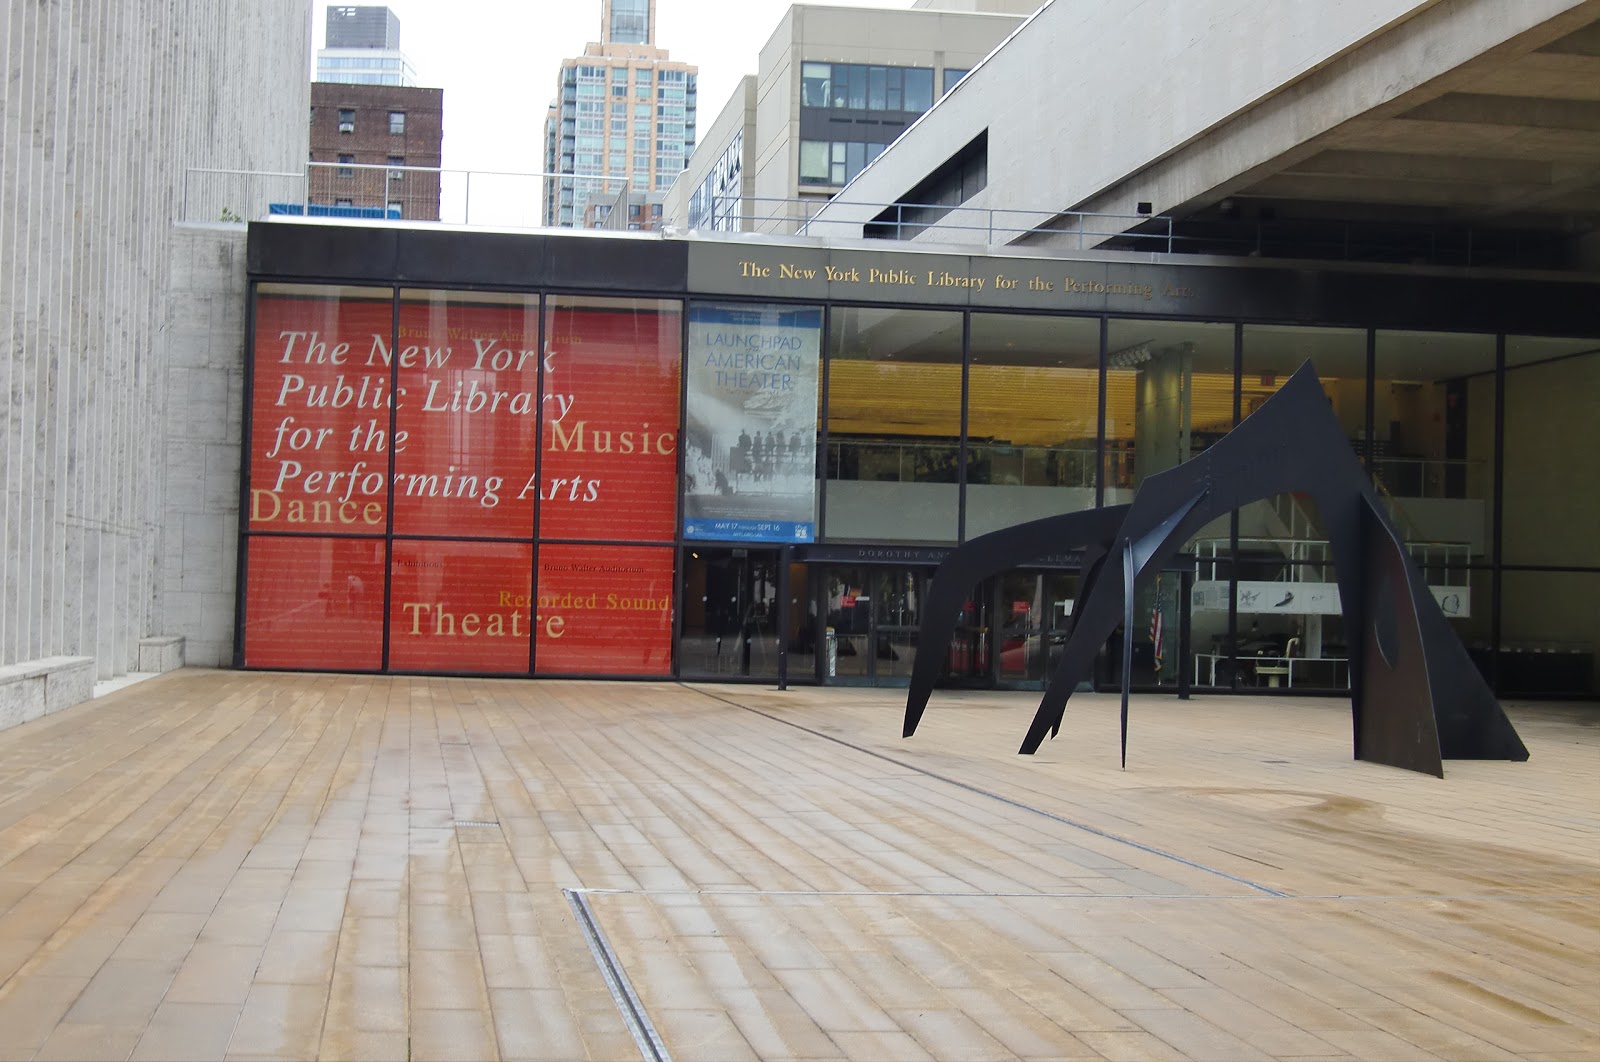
539,302,681,541
535,544,674,675
243,536,385,669
250,294,396,534
388,540,533,673
392,298,540,537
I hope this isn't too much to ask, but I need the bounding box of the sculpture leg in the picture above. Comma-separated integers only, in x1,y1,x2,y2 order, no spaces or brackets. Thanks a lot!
904,507,1128,738
1120,541,1135,769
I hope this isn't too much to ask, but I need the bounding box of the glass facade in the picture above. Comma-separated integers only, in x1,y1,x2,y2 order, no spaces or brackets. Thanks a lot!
241,255,1599,700
825,306,963,543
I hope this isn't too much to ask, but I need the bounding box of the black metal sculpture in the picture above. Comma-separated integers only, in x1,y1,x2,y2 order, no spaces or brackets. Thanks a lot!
905,363,1528,777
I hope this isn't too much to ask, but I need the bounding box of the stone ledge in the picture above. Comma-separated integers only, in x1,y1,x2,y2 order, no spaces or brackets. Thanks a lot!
0,656,96,732
138,636,186,674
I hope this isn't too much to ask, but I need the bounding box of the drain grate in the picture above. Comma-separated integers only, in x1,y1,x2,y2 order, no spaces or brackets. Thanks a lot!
453,820,500,828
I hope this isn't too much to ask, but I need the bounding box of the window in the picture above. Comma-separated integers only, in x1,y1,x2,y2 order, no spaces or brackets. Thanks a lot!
388,111,405,135
803,63,935,114
943,68,970,94
387,156,404,180
826,306,964,543
799,141,829,185
337,154,354,177
904,68,934,111
607,0,650,45
337,109,355,134
797,140,880,186
801,62,831,107
387,200,403,218
334,198,354,207
635,83,651,99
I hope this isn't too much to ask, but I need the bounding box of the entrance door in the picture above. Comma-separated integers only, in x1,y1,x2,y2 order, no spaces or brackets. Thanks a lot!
997,570,1080,685
680,548,780,678
821,566,932,685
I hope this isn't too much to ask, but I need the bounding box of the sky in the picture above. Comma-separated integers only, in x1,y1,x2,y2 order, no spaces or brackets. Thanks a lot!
311,0,918,181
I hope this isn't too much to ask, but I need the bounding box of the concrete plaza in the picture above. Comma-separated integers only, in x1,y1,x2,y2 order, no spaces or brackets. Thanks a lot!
0,672,1594,1060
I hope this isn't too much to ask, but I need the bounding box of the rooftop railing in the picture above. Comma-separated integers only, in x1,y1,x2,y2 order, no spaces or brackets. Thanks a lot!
181,166,1174,249
185,167,1572,268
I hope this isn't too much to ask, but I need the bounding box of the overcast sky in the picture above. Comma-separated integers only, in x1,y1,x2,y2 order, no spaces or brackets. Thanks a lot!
311,0,918,177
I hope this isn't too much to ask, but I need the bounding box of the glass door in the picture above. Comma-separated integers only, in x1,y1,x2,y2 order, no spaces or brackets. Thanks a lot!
680,548,780,678
820,565,932,685
874,568,922,682
997,571,1079,685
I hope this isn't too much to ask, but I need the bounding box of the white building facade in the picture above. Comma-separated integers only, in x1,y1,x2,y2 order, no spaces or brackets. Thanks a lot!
666,0,1035,234
0,0,312,712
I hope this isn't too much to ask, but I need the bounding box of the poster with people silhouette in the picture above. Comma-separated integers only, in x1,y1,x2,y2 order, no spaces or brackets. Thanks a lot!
682,303,822,542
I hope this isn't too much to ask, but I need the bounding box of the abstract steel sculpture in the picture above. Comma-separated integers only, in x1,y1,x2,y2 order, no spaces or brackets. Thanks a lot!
905,363,1528,777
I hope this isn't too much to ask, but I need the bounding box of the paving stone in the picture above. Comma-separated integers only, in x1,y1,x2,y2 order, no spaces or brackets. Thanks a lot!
0,672,1591,1060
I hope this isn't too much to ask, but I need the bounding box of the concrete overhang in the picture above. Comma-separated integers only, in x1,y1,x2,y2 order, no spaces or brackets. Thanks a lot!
1068,2,1600,240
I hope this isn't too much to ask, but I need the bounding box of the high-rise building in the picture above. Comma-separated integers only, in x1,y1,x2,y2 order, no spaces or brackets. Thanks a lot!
543,0,697,228
317,5,418,86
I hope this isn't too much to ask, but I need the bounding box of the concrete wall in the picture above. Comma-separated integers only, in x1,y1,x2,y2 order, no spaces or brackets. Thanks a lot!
811,0,1591,237
154,226,253,668
665,76,755,229
0,0,309,678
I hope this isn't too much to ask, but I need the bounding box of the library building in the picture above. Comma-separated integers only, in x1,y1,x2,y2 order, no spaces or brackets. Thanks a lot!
239,222,1599,698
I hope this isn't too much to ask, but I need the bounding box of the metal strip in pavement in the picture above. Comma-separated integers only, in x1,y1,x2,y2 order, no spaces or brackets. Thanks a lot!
565,887,672,1062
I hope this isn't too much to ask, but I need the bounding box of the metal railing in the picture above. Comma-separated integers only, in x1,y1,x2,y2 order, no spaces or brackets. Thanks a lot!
708,195,1175,249
825,439,1098,487
1193,536,1472,587
1371,457,1487,500
182,166,1174,250
183,165,632,229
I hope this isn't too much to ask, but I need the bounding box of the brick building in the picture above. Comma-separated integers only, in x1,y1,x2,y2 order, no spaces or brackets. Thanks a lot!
309,82,442,220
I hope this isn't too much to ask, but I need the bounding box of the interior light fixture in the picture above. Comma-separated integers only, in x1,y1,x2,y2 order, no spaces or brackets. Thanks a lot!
1107,342,1153,369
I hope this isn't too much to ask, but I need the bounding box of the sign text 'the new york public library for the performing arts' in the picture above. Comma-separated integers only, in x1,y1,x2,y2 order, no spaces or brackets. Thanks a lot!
241,290,823,676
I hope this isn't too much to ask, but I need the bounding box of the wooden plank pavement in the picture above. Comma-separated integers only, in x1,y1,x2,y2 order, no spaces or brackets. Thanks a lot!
0,669,1593,1060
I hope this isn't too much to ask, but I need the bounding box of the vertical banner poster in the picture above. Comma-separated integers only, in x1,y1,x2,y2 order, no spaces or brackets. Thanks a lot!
540,299,681,541
250,292,396,534
391,295,541,537
683,303,822,543
535,544,674,675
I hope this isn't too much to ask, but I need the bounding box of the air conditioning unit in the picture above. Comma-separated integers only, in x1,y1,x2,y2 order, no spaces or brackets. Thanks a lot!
338,121,354,134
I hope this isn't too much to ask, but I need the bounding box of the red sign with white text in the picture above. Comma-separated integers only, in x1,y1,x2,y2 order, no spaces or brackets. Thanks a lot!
250,295,396,534
243,536,386,669
535,544,674,675
392,299,540,537
388,540,533,673
539,305,681,541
